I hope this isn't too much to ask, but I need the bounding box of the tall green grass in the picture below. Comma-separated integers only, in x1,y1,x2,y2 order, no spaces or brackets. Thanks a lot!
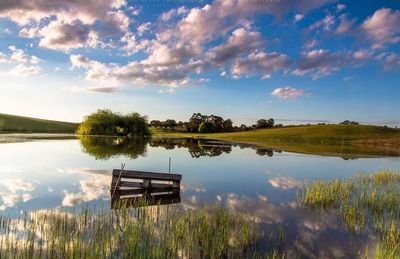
0,202,284,258
299,171,400,258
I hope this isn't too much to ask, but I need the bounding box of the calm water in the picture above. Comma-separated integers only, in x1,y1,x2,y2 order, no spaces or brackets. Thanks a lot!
1,136,400,257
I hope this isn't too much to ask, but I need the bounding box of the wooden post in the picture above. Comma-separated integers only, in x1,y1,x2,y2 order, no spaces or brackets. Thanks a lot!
143,179,151,188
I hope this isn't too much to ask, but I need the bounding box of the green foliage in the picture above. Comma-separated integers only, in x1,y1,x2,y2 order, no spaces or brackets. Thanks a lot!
188,113,234,133
0,113,78,133
76,109,150,136
198,121,215,133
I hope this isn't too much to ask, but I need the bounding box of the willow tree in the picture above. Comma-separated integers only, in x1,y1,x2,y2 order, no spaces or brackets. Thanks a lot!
76,109,150,136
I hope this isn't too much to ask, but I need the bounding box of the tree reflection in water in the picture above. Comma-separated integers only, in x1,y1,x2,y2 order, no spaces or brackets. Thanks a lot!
78,136,279,160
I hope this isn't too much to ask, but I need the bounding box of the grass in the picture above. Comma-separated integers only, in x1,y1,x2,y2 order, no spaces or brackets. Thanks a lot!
151,124,400,157
0,203,285,258
0,113,78,134
299,171,400,258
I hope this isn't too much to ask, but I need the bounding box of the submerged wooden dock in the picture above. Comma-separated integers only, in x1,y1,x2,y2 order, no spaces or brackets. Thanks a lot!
110,169,182,208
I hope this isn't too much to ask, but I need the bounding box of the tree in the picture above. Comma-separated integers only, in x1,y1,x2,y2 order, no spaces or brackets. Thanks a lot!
256,118,274,129
222,119,233,132
198,121,215,133
150,120,161,127
76,109,149,136
164,119,177,128
187,113,207,132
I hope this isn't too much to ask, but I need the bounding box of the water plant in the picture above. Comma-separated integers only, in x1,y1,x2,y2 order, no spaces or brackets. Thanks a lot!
298,170,400,258
0,202,284,258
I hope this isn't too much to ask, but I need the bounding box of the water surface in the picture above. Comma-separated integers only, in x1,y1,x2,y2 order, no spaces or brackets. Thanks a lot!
1,136,399,257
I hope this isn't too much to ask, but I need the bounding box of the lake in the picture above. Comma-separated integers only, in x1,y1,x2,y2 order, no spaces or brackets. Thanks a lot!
1,136,400,258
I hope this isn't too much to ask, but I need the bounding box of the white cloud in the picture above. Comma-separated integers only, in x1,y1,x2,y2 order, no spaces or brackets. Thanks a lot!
0,0,129,51
336,14,355,34
304,39,317,49
9,64,41,76
293,49,348,79
231,51,290,79
271,87,306,100
361,8,400,49
294,14,304,23
207,27,264,66
308,14,336,32
38,20,91,51
336,4,346,12
384,53,400,70
137,22,151,36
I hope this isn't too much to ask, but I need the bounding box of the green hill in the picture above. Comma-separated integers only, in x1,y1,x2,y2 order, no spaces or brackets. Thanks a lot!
152,124,400,157
0,113,79,133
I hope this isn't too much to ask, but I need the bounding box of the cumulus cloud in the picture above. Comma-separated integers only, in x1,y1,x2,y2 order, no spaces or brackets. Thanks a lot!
0,0,129,51
207,28,264,66
231,51,290,79
361,8,400,49
38,20,91,51
293,49,348,79
271,87,306,100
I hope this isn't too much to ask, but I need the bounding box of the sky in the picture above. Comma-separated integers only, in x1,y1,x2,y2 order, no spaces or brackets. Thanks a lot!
0,0,399,126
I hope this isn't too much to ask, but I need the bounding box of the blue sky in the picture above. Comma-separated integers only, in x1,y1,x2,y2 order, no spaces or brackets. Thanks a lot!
0,0,399,125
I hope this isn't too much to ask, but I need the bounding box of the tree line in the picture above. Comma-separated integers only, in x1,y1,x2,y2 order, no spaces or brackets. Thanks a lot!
150,113,275,133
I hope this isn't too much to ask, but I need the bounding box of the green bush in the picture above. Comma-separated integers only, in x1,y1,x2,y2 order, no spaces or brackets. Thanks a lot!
76,109,150,136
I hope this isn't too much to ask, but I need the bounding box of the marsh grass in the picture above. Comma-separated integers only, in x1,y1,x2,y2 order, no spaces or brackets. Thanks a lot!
299,171,400,258
0,201,284,258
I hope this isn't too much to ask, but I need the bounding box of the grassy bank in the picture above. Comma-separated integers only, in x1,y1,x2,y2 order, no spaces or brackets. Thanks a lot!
0,113,78,133
151,124,400,157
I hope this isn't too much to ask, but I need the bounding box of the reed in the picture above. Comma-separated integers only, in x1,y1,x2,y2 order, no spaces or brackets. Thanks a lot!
299,170,400,258
0,202,284,258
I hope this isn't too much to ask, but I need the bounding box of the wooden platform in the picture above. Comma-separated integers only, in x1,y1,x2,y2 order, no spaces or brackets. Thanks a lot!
110,169,182,208
110,169,182,190
111,188,181,209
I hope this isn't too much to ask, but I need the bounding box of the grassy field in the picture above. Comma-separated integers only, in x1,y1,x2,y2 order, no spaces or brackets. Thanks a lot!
0,113,78,133
151,124,400,157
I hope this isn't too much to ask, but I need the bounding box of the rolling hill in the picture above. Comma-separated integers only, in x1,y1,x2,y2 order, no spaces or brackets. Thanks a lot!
0,113,79,133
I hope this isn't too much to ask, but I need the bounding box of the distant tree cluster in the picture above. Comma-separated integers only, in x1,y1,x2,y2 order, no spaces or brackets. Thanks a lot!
187,113,233,133
340,120,359,125
149,113,276,133
76,109,150,136
255,118,275,129
149,119,178,128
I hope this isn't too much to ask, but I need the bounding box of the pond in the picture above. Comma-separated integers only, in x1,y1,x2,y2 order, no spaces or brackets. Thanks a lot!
1,136,400,257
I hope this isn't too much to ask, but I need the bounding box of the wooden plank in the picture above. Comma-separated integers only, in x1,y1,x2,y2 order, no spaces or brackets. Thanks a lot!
118,181,179,189
111,188,177,196
111,192,181,209
112,169,181,181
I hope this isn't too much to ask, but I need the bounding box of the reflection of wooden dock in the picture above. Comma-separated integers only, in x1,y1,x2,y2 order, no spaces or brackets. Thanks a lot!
110,169,182,208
